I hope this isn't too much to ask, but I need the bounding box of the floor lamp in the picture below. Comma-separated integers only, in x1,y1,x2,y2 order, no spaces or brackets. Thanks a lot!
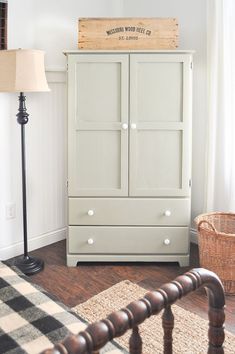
0,49,50,275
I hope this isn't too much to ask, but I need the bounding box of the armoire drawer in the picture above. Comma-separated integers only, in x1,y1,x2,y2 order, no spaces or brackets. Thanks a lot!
69,198,190,226
68,226,189,254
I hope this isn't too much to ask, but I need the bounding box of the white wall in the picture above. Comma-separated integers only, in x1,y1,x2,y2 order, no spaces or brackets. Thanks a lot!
0,0,206,259
8,0,123,69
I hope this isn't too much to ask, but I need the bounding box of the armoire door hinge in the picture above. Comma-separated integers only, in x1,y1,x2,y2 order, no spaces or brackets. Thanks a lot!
190,62,193,70
189,179,192,187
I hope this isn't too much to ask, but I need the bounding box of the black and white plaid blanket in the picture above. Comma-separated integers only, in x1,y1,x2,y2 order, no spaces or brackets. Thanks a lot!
0,262,123,354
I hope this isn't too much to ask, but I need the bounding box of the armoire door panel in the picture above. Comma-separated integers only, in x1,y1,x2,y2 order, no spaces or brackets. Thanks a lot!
74,130,122,193
133,61,183,122
131,130,182,194
68,54,129,196
75,61,121,124
130,54,192,197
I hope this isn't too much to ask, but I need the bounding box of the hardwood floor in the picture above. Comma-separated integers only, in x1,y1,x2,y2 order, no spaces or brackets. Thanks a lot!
14,240,235,334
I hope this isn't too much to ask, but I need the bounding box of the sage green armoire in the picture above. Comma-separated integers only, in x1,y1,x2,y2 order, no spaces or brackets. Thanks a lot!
64,50,193,266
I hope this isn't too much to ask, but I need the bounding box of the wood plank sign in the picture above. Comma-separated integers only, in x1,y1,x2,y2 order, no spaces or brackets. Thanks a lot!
78,18,179,50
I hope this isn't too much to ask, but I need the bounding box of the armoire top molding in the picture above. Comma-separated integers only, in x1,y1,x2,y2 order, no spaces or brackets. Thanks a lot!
63,49,195,55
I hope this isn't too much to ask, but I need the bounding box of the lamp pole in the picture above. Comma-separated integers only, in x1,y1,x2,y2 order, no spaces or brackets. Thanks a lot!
15,92,44,275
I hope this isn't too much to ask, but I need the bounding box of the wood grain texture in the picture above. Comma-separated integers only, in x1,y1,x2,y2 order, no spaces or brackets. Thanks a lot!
22,240,235,334
78,18,179,50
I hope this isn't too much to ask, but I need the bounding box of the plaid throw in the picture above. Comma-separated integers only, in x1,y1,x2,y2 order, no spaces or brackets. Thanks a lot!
0,262,123,354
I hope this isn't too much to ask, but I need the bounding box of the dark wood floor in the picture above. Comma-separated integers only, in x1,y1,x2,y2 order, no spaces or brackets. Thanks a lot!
16,240,235,334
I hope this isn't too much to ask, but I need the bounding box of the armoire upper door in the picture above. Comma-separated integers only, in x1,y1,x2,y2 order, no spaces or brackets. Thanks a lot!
68,54,129,196
129,54,192,197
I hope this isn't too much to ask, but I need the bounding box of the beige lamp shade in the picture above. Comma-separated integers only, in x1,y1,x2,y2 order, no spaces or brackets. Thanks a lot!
0,49,50,92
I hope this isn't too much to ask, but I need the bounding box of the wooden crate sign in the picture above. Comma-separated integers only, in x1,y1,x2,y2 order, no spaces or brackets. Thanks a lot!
78,18,179,50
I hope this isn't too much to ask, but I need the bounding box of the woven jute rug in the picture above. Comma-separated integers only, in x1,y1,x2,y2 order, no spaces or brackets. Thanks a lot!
73,280,235,354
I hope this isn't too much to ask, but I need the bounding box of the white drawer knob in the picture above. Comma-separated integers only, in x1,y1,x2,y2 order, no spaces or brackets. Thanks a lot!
164,238,171,245
164,210,171,217
87,209,94,216
131,123,137,130
87,238,94,245
122,123,128,130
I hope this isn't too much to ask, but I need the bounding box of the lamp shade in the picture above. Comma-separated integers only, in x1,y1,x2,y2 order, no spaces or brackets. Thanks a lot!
0,49,50,92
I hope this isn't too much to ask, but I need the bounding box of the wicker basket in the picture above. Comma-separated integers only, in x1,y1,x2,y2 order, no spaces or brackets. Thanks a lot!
194,212,235,295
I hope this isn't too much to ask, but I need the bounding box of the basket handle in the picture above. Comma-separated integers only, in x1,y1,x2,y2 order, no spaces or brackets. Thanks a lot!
197,220,217,233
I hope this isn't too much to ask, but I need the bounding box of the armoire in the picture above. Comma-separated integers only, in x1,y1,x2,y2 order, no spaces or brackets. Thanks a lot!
64,50,193,267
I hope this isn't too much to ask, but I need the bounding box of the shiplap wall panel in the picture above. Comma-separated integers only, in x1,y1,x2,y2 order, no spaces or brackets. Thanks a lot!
26,71,67,238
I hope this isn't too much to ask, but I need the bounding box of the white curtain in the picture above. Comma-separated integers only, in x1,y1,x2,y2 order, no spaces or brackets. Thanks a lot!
205,0,235,211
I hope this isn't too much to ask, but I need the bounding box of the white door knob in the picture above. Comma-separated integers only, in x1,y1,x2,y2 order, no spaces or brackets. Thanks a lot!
87,238,94,245
164,238,171,245
164,210,171,217
131,123,137,130
122,123,128,130
87,209,94,216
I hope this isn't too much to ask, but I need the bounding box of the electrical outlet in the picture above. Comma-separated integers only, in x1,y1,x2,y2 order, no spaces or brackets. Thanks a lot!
5,203,16,219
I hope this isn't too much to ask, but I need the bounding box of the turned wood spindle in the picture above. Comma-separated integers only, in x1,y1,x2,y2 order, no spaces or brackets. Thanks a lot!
162,305,174,354
129,325,142,354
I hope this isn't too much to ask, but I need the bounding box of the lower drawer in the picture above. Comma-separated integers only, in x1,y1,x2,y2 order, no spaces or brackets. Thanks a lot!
68,226,189,254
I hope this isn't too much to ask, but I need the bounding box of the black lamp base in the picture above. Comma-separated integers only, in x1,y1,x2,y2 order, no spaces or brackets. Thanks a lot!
15,255,44,276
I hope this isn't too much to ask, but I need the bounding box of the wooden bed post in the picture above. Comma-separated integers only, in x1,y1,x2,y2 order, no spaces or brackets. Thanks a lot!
194,269,225,353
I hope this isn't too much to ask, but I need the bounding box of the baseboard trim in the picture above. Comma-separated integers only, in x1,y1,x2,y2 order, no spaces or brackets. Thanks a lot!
0,228,66,260
190,227,198,244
